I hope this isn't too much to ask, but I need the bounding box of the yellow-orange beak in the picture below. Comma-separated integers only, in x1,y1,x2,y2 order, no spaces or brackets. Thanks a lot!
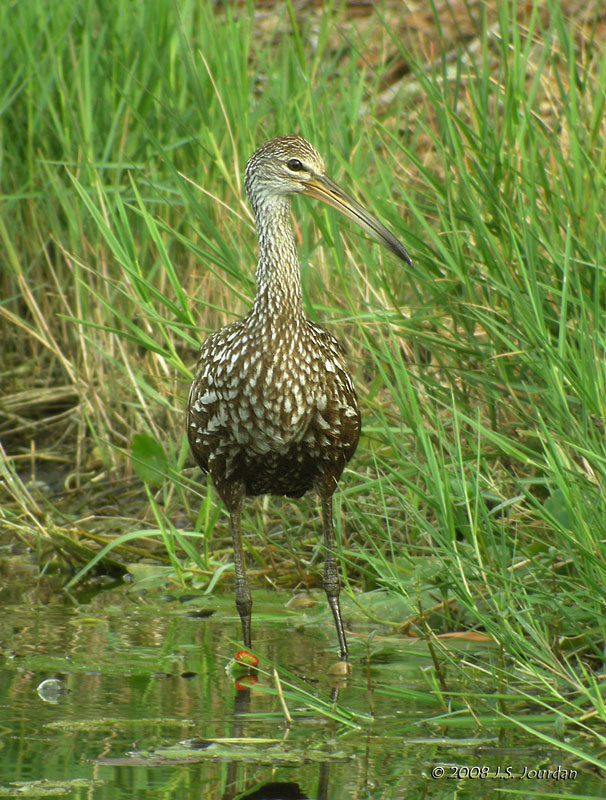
302,174,412,266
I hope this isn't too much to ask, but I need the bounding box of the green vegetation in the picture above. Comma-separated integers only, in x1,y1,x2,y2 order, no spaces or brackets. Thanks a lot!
2,0,606,771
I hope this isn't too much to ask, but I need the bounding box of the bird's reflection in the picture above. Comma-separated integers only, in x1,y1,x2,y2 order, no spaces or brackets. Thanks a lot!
222,684,330,800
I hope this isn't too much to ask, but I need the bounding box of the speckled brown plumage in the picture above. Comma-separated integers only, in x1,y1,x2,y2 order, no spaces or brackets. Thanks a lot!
187,136,412,661
188,314,359,501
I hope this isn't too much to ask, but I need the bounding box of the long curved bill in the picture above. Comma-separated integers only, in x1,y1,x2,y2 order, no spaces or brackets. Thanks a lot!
302,174,413,266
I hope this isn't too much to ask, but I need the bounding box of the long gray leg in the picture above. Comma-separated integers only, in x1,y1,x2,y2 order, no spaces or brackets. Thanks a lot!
229,503,252,649
320,494,348,661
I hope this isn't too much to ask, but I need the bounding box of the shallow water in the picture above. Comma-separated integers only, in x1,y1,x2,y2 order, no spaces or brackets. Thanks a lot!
0,548,601,799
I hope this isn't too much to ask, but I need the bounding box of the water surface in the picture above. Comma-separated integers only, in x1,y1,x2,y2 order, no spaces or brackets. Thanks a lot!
0,550,600,799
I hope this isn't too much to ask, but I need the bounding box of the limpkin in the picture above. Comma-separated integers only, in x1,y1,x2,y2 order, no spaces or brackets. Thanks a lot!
187,136,412,661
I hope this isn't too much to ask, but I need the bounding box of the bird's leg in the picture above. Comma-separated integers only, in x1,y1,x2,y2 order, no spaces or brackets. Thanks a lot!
229,504,252,650
319,493,348,661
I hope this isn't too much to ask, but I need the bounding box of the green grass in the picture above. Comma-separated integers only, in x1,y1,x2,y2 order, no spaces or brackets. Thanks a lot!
2,0,606,769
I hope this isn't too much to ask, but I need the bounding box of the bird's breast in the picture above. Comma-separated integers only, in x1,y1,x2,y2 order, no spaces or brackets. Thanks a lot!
188,319,359,464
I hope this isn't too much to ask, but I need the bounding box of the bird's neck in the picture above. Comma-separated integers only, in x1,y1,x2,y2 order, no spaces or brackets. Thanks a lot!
251,196,304,323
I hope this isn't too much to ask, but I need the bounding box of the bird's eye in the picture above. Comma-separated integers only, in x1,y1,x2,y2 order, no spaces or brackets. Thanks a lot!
286,158,304,172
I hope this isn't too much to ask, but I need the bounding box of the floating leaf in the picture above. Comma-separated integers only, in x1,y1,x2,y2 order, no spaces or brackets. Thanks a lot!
235,650,259,667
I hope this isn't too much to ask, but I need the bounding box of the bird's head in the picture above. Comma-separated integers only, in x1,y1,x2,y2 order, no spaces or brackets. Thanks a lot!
244,135,325,200
244,135,412,266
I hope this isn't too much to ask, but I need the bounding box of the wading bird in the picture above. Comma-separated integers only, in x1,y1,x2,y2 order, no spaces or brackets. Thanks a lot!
187,136,411,661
